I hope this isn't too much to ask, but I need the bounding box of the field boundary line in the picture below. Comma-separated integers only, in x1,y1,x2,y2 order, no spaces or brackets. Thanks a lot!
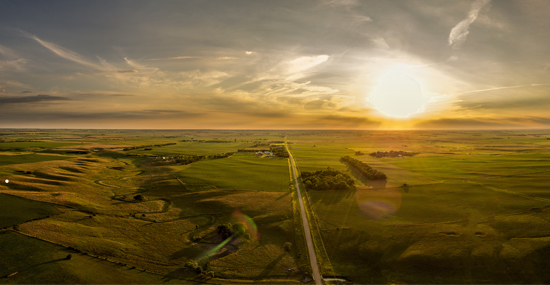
468,180,550,203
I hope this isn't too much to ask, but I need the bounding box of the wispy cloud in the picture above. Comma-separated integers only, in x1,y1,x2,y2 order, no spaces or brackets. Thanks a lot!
0,44,27,72
21,31,105,70
457,83,550,95
0,94,69,105
148,56,202,61
148,56,238,61
448,0,491,49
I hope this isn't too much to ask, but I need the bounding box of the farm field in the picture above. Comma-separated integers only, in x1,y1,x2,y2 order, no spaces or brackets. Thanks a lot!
0,129,303,283
174,154,290,192
2,129,550,283
287,130,550,284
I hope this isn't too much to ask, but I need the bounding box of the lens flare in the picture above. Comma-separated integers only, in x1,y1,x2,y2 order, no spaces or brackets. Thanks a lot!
231,210,259,240
196,235,233,261
356,188,402,220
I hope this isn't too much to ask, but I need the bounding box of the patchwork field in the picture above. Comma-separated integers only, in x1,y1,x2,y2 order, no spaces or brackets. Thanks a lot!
287,130,550,283
174,154,290,192
2,129,550,283
0,129,303,284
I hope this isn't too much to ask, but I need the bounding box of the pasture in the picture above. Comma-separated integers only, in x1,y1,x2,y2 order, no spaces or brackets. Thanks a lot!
287,130,550,283
174,155,290,192
3,129,550,283
0,129,303,283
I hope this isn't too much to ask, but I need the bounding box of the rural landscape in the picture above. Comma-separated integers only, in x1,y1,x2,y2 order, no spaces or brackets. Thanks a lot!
1,129,550,283
2,0,550,283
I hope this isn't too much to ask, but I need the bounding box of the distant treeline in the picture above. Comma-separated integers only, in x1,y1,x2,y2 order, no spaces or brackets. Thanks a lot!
369,150,419,158
301,167,355,190
341,155,387,180
237,148,269,152
0,139,43,143
180,139,233,143
153,152,235,165
123,142,176,151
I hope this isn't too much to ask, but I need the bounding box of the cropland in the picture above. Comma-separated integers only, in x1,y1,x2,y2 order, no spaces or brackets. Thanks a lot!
1,129,550,283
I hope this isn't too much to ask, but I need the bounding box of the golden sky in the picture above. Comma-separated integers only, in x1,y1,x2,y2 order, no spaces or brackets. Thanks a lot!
1,0,549,129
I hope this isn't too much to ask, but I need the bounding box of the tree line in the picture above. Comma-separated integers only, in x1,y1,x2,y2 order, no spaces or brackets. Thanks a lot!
301,167,355,190
341,156,387,180
123,142,177,151
369,150,420,158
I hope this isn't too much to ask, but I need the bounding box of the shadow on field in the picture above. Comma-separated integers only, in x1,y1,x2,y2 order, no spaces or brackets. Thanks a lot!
255,253,285,280
275,191,291,200
345,165,388,189
308,190,355,205
162,268,195,282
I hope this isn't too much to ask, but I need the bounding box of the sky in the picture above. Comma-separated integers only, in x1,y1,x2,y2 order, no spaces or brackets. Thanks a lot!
0,0,549,129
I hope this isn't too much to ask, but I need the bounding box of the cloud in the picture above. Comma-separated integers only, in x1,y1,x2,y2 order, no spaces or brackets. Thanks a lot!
22,31,104,70
448,0,491,49
457,83,550,95
148,56,202,61
286,55,329,75
0,95,69,105
415,117,550,129
0,45,27,72
317,115,381,127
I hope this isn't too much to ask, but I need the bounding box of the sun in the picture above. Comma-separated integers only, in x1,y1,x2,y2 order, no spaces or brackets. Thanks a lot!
369,72,429,118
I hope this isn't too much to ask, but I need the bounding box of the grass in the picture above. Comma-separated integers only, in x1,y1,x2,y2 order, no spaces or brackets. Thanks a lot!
5,129,550,283
0,154,73,166
124,142,253,156
0,194,59,229
0,231,185,284
174,155,290,192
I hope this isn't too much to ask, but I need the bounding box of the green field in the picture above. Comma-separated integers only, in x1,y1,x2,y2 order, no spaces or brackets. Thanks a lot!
175,155,290,192
0,231,184,284
0,154,73,166
2,129,550,283
0,194,59,229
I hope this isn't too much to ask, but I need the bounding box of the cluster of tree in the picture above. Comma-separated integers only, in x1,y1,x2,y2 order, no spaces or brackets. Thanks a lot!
209,152,235,159
341,156,387,180
184,260,214,277
217,222,251,240
123,142,176,151
270,146,289,157
355,151,365,155
369,150,420,158
301,167,356,190
237,148,269,153
175,155,206,165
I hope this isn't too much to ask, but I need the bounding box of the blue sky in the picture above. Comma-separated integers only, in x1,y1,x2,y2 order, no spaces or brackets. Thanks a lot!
1,0,549,129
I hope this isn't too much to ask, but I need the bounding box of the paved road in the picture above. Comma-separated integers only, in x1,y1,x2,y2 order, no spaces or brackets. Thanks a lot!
285,140,322,285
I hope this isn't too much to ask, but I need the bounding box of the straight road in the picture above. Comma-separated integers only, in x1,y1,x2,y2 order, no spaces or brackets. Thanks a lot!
285,140,322,285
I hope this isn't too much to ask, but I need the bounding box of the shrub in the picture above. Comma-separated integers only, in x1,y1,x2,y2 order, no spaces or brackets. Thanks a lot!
65,254,72,260
185,260,198,270
232,222,247,236
192,235,202,242
134,194,144,201
195,266,203,274
283,242,292,252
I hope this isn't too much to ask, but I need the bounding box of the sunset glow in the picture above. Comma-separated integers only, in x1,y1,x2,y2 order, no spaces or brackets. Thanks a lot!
0,1,549,129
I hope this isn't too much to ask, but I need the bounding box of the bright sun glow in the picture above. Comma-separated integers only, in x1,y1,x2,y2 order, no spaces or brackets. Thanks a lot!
370,72,429,118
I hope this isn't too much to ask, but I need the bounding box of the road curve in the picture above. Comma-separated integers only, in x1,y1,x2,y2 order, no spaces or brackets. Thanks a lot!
285,140,322,285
